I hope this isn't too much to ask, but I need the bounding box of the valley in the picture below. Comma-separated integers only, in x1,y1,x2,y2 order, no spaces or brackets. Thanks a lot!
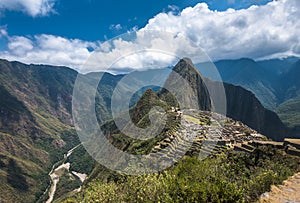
197,57,300,137
1,0,299,202
0,57,299,202
44,144,86,203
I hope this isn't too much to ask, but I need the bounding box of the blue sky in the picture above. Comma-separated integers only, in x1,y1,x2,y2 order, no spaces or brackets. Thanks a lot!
0,0,299,72
0,0,272,41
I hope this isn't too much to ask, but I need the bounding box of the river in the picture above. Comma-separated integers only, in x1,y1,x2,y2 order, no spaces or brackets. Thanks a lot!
44,144,87,203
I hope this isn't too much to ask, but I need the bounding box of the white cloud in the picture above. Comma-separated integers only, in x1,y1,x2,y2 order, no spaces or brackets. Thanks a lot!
0,28,207,73
143,0,300,61
0,0,55,17
0,27,8,37
166,5,180,14
0,0,299,73
86,0,300,72
8,36,34,55
80,30,210,73
109,24,123,31
0,31,98,70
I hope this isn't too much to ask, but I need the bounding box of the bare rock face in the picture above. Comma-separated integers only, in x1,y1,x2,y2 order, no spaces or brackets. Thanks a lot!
222,82,287,141
161,58,211,111
167,58,287,141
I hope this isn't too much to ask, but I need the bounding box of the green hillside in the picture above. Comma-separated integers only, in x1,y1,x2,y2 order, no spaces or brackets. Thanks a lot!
0,58,296,202
65,146,300,203
276,97,300,136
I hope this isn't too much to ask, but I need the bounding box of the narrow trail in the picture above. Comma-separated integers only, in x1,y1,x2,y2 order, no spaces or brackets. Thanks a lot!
260,172,300,203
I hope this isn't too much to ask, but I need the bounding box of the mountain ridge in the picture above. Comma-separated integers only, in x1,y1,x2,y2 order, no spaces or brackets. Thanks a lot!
0,57,294,202
170,58,287,141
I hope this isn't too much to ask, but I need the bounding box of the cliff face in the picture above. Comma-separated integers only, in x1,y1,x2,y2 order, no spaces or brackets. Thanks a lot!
160,58,211,111
0,57,289,201
223,83,287,141
198,58,300,137
169,58,287,141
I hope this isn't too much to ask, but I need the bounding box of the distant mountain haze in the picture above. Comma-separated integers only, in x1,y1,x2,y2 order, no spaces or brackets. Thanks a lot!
197,57,300,137
168,58,287,141
0,57,297,202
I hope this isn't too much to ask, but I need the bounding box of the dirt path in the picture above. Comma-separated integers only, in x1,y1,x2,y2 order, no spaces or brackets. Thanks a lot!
260,172,300,203
46,173,59,203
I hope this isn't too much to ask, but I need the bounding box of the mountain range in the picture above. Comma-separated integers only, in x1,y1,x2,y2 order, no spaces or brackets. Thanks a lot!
197,57,300,136
0,57,298,202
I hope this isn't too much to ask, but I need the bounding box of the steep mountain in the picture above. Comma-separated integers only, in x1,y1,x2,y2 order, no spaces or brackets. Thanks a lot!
222,83,286,141
160,58,211,111
66,59,299,203
0,59,80,202
99,58,287,158
197,58,279,109
0,59,125,202
197,57,300,137
0,57,292,202
279,59,300,101
175,58,287,141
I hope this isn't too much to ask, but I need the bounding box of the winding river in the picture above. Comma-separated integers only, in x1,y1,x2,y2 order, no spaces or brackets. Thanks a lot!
44,144,87,203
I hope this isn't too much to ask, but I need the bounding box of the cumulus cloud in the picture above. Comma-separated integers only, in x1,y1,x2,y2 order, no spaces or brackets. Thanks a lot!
79,30,212,73
0,0,55,17
0,28,207,73
143,0,300,61
0,30,98,70
0,27,8,37
0,0,299,73
86,0,300,72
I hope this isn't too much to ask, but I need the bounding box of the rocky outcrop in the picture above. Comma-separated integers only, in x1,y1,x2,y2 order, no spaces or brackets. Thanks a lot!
160,58,211,111
169,58,287,141
222,83,287,141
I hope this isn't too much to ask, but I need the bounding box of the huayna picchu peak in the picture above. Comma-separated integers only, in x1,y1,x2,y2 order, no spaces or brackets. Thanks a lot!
164,58,287,141
0,57,299,203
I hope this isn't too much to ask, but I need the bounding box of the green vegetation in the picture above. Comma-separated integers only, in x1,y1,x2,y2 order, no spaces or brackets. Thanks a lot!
0,153,49,203
276,97,300,133
1,57,299,202
67,145,95,174
65,146,300,203
0,60,82,202
54,169,81,201
183,115,204,125
100,88,180,156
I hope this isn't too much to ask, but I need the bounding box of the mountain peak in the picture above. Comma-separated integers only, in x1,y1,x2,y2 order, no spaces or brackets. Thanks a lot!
181,57,193,65
173,57,200,75
161,58,211,111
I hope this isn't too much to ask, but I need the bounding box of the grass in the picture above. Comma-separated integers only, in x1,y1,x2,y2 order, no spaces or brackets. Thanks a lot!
276,97,300,129
183,115,204,125
64,146,300,203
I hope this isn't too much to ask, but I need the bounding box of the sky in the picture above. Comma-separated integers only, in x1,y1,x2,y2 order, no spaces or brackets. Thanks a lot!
0,0,299,73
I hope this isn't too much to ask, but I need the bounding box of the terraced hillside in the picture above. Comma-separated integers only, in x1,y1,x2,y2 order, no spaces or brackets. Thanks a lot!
0,57,291,202
150,109,266,162
63,100,300,202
